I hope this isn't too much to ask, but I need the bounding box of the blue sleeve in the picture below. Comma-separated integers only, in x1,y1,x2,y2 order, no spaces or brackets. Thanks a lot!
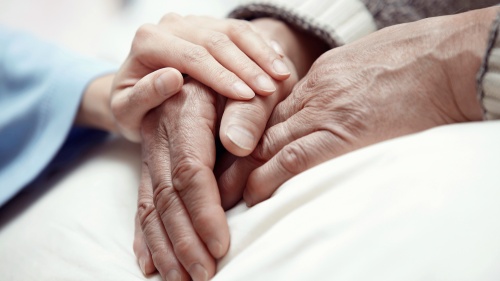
0,27,117,206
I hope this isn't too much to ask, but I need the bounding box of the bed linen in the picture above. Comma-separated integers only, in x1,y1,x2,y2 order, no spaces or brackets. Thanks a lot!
1,121,499,280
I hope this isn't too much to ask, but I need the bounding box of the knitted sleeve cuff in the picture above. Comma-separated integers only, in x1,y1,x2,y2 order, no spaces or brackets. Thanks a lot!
478,11,500,120
228,0,377,48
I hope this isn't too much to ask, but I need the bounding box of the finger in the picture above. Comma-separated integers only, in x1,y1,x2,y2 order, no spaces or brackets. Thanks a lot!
218,108,313,208
133,211,155,275
170,156,230,260
131,23,255,100
244,130,344,206
144,84,225,280
217,153,258,209
162,15,277,96
183,16,291,80
177,28,277,96
226,19,291,80
219,58,298,157
112,68,184,142
214,152,240,210
165,86,230,260
137,162,190,281
144,139,216,281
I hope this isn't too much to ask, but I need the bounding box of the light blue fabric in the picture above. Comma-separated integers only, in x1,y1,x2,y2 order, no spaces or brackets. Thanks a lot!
0,27,117,207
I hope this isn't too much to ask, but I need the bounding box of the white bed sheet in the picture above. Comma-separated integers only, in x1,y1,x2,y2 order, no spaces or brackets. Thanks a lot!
1,122,500,280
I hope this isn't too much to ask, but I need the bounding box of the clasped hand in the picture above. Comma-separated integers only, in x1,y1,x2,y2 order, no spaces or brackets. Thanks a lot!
117,7,496,281
115,14,301,281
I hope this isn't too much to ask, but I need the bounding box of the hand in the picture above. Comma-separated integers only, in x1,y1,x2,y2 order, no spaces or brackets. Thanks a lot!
110,14,290,142
133,79,227,281
218,7,497,207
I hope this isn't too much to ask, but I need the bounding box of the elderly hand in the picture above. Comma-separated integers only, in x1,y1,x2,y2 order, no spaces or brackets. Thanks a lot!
109,14,289,142
133,79,226,281
218,7,498,207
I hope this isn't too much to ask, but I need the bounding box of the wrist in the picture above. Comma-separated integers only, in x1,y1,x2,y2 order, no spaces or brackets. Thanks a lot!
250,18,329,78
75,74,117,132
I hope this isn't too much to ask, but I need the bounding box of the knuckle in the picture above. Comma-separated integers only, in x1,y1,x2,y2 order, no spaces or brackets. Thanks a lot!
150,250,173,276
323,104,368,139
290,77,320,109
233,60,258,76
190,208,214,233
137,200,156,228
228,20,251,36
171,158,206,193
249,132,274,165
150,251,165,266
173,236,196,258
153,183,180,218
304,70,324,90
205,32,231,51
159,12,182,24
182,46,210,65
210,66,234,85
132,23,156,52
278,143,308,175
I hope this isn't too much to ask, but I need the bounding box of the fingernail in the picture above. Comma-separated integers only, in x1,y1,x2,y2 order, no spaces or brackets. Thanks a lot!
208,240,224,258
226,125,255,151
270,40,285,57
155,70,182,96
189,263,208,281
232,81,255,99
272,59,290,76
139,258,146,275
256,75,276,93
166,269,181,281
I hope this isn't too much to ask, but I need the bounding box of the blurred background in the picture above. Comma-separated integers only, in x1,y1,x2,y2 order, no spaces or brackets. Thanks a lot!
0,0,238,63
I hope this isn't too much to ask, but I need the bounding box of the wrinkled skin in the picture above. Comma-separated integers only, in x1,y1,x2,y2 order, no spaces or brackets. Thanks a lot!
217,8,496,207
134,80,225,281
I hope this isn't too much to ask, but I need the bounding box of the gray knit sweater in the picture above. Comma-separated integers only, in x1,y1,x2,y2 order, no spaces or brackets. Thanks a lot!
229,0,500,120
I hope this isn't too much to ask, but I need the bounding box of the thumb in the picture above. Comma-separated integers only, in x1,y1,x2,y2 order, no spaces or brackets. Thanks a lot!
219,59,298,157
111,67,184,142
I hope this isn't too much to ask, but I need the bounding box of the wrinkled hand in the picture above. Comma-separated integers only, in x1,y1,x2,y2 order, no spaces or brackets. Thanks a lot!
133,79,227,281
110,14,289,142
218,8,497,207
